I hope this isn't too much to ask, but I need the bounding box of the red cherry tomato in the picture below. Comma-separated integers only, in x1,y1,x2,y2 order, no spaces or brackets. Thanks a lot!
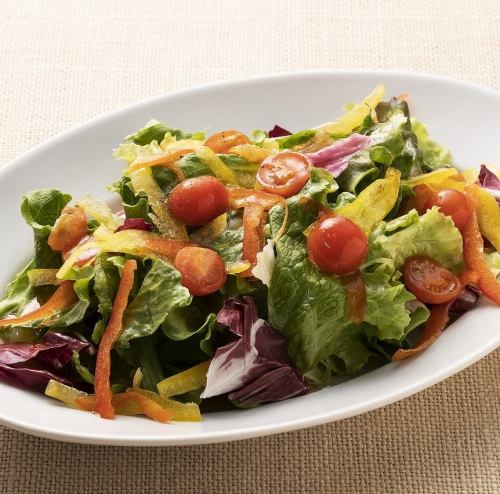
307,215,368,276
204,130,250,154
424,189,471,230
403,255,461,304
167,176,229,226
257,151,311,198
174,246,227,296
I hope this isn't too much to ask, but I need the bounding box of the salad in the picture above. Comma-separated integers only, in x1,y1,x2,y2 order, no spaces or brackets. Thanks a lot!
0,85,499,423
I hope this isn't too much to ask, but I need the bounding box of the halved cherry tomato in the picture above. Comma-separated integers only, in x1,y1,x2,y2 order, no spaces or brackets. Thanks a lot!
403,255,461,304
424,189,471,230
167,176,229,226
256,151,311,198
204,130,250,154
174,246,227,296
48,207,88,252
307,216,368,276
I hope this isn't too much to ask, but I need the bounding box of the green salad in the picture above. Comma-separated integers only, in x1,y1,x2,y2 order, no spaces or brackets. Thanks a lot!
0,85,499,423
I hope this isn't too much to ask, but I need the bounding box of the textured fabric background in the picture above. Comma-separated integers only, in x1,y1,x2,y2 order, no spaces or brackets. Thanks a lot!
0,1,499,493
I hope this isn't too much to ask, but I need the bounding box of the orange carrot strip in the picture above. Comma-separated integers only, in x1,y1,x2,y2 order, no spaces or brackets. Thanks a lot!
128,149,194,175
94,259,137,419
0,281,77,328
462,184,500,305
241,203,266,277
392,301,452,361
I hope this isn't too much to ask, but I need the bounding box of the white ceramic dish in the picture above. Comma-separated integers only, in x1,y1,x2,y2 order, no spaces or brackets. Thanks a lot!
0,71,499,446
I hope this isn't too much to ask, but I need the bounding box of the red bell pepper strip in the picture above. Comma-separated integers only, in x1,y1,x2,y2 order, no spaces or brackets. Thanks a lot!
0,281,77,328
462,184,500,305
241,203,266,277
127,148,194,176
94,259,137,419
392,301,452,361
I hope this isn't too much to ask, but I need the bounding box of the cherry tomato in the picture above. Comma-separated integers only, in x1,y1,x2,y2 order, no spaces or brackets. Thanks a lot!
167,176,229,226
257,151,311,198
48,207,88,252
204,130,250,154
307,215,368,275
424,189,471,230
174,246,227,296
403,255,461,304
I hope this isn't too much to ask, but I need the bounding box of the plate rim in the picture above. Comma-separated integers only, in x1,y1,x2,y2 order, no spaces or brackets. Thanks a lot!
0,69,499,446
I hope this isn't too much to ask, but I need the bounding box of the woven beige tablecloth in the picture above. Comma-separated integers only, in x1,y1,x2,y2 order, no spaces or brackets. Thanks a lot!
0,1,499,493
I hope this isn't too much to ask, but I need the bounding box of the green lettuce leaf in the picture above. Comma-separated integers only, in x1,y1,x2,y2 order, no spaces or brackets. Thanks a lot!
0,260,34,318
109,177,150,221
369,207,464,271
411,118,452,171
21,189,71,269
127,121,191,145
117,259,191,347
277,129,317,149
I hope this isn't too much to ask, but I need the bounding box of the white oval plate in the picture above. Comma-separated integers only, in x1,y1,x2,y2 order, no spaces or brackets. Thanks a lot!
0,71,499,446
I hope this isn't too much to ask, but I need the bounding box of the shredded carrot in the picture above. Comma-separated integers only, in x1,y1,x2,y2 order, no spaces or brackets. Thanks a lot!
241,204,266,277
462,184,500,305
0,281,77,328
94,259,137,419
392,301,452,361
127,149,194,175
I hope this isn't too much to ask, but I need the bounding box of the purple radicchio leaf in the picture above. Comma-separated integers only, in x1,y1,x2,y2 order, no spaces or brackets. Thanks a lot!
0,332,90,388
477,164,500,204
268,125,292,138
305,133,372,177
115,217,153,232
201,297,307,406
450,286,480,313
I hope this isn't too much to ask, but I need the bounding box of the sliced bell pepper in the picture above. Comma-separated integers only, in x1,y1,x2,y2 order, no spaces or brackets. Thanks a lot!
156,360,210,397
315,84,385,136
462,184,500,305
196,146,238,184
476,186,500,252
94,259,137,419
93,229,192,261
342,271,366,324
229,144,273,163
27,269,61,287
0,281,77,328
58,239,101,279
403,168,465,192
392,301,452,361
130,168,188,240
45,379,88,408
127,148,194,175
241,203,266,277
337,167,401,236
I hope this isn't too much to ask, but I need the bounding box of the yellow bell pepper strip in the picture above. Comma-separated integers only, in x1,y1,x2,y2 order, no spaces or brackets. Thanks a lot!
132,368,143,389
0,281,77,328
336,167,401,236
27,269,61,287
225,260,252,275
195,146,238,185
315,84,385,136
157,360,211,397
47,380,197,422
392,301,452,361
130,168,188,240
126,388,202,422
229,144,273,163
189,213,228,245
94,229,192,261
57,238,100,279
77,391,172,423
94,259,137,419
476,186,500,252
403,168,458,187
126,148,194,175
76,195,121,230
462,184,500,305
